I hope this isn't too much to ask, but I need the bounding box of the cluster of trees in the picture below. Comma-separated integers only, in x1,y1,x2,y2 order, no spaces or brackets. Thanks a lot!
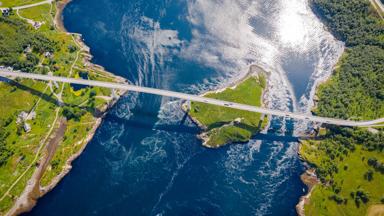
329,193,347,205
327,187,371,207
312,0,384,120
88,89,97,108
311,0,383,196
0,16,57,72
350,190,370,207
0,121,13,166
328,127,384,152
312,0,384,47
363,170,374,181
310,126,383,205
62,106,86,121
314,127,383,180
367,157,384,174
307,0,384,210
316,46,384,119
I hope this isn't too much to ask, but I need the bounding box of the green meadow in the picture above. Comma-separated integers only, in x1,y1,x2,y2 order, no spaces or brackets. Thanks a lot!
0,2,121,214
189,75,268,147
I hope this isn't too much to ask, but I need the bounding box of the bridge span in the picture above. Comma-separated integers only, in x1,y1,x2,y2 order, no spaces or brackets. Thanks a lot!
0,70,383,127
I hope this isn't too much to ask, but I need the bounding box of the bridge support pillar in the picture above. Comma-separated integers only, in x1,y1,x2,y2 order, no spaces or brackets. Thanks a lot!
186,100,191,111
111,88,118,99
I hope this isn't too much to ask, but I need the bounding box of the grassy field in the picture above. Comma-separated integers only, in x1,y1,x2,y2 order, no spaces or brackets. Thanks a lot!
189,75,268,147
0,1,122,214
18,3,54,31
301,0,384,215
0,0,44,7
301,136,384,216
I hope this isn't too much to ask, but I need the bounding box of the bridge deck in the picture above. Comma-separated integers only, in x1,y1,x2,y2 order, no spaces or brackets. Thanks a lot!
0,70,383,127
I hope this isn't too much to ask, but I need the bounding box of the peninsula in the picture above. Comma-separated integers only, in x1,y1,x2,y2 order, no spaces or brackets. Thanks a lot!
0,0,126,214
297,0,384,215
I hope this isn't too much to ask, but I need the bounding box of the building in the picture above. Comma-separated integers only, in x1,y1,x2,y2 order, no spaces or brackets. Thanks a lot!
44,52,53,58
23,123,31,133
1,8,10,17
28,111,36,120
24,45,32,53
33,22,42,29
17,111,28,124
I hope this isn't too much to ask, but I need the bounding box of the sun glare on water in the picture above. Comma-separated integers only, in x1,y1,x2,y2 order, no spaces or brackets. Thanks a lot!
276,0,314,51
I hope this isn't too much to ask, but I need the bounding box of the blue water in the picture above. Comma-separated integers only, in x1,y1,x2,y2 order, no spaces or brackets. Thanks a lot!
26,0,344,215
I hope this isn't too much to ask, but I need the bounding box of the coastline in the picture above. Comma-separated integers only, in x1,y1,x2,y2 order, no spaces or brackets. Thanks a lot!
295,141,320,216
182,65,270,148
295,166,320,216
6,1,128,215
294,41,343,215
294,5,346,213
54,0,71,32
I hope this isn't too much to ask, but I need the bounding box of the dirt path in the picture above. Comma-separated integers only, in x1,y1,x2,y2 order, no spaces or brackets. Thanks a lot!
6,118,67,216
0,108,60,204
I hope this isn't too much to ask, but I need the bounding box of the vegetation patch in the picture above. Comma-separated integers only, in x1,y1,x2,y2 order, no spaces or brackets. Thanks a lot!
188,75,268,148
300,127,384,216
0,0,43,8
302,0,384,215
0,4,122,214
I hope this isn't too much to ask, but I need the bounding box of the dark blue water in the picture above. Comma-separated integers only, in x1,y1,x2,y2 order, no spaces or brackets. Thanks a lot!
25,0,345,215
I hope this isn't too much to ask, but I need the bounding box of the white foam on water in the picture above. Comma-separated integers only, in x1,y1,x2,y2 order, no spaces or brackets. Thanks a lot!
96,121,131,180
111,92,139,120
119,15,183,88
108,0,344,214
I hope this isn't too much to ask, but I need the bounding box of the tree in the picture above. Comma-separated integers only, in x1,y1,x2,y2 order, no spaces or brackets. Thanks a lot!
363,170,374,181
62,106,86,121
68,44,77,53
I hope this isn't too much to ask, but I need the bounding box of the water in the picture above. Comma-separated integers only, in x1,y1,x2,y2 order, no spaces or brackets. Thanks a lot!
27,0,343,215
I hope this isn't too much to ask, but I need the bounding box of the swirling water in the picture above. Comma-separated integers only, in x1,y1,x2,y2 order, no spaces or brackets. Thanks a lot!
27,0,343,215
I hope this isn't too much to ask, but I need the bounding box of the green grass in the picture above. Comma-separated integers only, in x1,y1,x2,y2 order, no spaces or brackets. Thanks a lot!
301,138,384,216
301,1,384,215
189,75,267,147
0,79,56,213
0,0,45,7
18,3,54,31
0,4,122,214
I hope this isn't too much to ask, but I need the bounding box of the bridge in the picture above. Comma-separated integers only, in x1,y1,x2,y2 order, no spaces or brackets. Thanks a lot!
0,70,383,127
0,0,53,11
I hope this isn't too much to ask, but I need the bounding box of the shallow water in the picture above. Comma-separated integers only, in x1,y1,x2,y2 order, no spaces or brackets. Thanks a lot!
27,0,343,215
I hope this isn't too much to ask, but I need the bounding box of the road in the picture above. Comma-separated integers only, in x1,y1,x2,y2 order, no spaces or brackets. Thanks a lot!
373,0,384,12
0,0,53,10
370,0,384,19
1,70,383,127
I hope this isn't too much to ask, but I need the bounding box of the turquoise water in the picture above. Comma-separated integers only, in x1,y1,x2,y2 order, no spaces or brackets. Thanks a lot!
26,0,343,215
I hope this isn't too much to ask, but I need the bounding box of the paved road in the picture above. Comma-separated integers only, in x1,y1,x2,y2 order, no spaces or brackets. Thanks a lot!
370,0,384,19
1,70,383,127
0,0,52,10
373,0,384,12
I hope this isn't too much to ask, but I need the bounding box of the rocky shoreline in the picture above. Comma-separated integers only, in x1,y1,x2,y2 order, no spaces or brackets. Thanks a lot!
296,141,321,216
6,1,128,215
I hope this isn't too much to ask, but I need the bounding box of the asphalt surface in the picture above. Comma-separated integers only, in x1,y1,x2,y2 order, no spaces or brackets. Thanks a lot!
1,70,383,127
0,0,53,10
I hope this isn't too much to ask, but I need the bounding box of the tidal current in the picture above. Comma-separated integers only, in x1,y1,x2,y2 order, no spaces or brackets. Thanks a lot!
27,0,343,215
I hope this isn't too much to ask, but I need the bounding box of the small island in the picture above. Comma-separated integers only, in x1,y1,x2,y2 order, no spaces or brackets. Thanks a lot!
184,66,269,148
